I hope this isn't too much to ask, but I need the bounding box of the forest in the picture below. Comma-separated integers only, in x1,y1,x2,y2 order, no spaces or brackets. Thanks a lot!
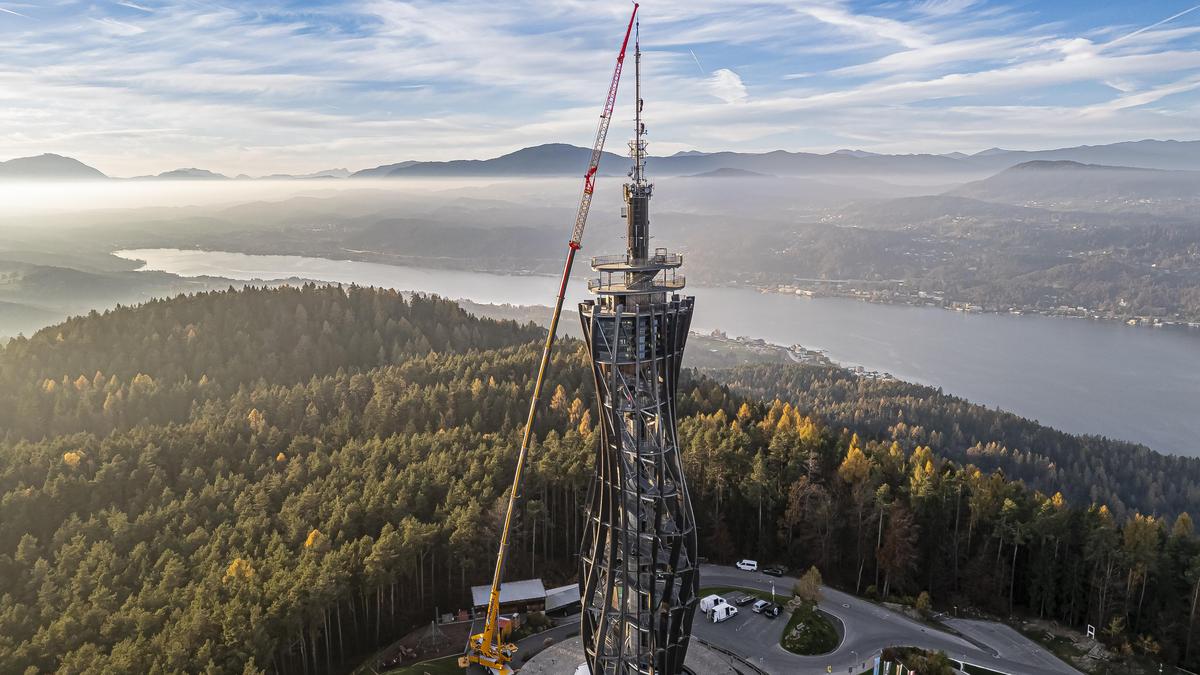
1,284,1198,673
710,364,1200,520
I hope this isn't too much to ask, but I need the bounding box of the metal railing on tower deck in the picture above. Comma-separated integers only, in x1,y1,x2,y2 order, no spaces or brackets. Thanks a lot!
587,275,685,293
591,252,683,268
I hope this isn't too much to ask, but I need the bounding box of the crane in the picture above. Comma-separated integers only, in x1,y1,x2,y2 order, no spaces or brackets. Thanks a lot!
459,4,639,674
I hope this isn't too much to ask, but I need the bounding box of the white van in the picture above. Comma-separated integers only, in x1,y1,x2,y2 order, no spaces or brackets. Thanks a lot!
735,559,758,572
698,594,726,614
710,603,738,623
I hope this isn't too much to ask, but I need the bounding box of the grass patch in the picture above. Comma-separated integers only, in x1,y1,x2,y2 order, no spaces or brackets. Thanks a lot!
698,586,778,603
381,654,461,675
781,604,838,655
1015,625,1087,665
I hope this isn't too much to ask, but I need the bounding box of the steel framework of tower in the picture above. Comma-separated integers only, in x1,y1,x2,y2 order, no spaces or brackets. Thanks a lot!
578,28,699,675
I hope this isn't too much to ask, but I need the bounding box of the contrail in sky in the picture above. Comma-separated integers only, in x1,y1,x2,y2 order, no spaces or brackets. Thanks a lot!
0,5,29,17
1108,3,1200,46
689,49,706,75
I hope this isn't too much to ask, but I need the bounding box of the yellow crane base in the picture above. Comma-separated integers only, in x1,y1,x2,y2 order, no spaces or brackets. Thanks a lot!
458,653,514,675
461,631,516,675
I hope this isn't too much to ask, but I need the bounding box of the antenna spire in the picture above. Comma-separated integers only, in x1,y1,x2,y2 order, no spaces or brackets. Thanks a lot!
624,19,652,261
633,20,644,184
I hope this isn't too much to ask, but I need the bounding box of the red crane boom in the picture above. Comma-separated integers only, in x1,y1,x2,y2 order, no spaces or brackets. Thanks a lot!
571,4,638,249
461,5,639,674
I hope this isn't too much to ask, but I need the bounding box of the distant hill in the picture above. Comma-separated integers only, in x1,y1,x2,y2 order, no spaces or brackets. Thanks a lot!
144,168,230,180
833,160,1200,224
948,160,1200,214
258,168,350,180
0,153,106,180
0,299,63,339
350,161,419,178
968,139,1200,171
834,194,1054,230
352,143,625,178
831,149,881,158
683,167,771,178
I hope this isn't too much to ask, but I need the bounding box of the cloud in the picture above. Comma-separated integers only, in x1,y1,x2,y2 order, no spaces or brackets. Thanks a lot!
708,69,747,103
0,0,1198,175
91,16,145,36
912,0,983,17
795,4,927,49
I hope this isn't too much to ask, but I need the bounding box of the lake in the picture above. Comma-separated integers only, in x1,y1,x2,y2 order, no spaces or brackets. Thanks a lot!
115,247,1200,456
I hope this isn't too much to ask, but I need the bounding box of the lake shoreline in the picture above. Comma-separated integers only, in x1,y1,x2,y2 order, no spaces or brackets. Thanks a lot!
117,245,1200,333
752,283,1200,333
111,247,1200,455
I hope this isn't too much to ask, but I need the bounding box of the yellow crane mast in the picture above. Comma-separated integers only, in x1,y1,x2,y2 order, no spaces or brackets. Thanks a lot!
460,5,639,674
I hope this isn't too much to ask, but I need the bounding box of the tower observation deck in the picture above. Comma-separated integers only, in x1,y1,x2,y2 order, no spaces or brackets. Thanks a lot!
578,29,699,675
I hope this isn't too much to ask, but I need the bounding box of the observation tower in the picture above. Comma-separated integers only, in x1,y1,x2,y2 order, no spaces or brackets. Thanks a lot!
577,32,699,675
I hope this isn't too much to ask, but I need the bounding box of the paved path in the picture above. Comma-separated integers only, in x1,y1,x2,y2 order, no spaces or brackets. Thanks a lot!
514,621,578,660
694,564,1082,675
946,618,1077,674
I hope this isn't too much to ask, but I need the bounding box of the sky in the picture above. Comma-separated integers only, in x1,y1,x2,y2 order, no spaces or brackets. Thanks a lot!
1,0,1199,176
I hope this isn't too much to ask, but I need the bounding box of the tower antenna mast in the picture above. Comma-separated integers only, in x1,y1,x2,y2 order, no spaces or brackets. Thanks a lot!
633,22,643,185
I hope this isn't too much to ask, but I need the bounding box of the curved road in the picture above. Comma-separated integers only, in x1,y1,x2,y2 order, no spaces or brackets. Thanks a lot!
694,564,1081,675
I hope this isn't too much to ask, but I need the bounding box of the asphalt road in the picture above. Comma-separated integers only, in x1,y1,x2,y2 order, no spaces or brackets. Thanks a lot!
694,564,1082,675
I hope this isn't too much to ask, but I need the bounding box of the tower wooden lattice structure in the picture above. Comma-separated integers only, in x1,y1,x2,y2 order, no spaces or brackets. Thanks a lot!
578,31,699,675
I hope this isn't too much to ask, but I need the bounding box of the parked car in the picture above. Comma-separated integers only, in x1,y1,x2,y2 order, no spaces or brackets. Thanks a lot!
734,594,756,606
751,600,770,614
735,559,758,572
762,602,782,618
762,566,785,577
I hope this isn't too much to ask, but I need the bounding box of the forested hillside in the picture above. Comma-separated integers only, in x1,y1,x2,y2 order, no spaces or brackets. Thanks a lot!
711,364,1200,520
2,285,1199,673
0,285,542,439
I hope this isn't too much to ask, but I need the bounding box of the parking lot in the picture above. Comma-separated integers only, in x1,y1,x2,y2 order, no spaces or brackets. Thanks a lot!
694,564,1083,675
692,590,791,672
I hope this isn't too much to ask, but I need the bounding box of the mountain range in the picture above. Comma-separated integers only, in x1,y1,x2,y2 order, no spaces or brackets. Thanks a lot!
345,139,1200,178
1,139,1197,181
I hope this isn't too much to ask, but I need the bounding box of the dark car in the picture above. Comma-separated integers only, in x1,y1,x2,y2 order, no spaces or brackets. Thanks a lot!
762,566,785,577
734,594,756,606
762,602,782,618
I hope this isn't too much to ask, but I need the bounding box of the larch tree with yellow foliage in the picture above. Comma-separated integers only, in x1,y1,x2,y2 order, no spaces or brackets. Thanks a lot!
838,439,877,593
